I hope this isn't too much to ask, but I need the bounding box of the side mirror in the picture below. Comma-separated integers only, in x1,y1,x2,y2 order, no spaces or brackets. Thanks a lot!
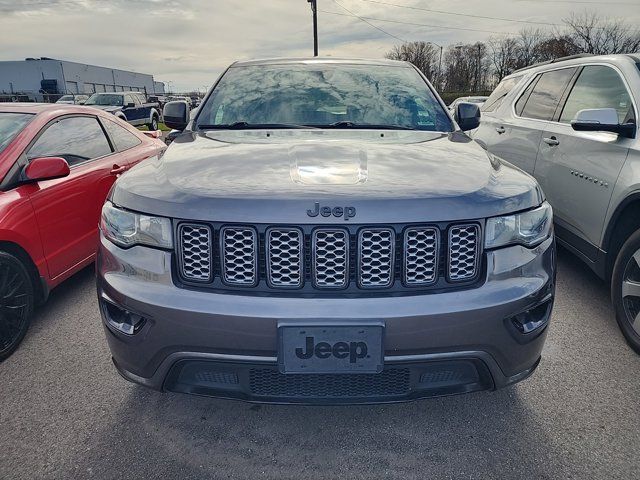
125,102,135,108
23,157,70,182
571,108,636,138
455,102,481,131
163,101,190,131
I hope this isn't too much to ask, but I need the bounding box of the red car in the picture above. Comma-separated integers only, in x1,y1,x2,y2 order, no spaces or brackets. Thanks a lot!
0,103,165,361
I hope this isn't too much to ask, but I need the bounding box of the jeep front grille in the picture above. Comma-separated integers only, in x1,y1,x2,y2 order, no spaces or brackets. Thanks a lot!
313,229,349,288
404,227,438,286
266,228,303,288
221,226,257,286
176,222,482,292
178,223,212,282
448,224,480,281
358,228,395,288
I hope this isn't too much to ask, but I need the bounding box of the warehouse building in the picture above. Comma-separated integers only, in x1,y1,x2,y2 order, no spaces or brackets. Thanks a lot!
0,57,165,101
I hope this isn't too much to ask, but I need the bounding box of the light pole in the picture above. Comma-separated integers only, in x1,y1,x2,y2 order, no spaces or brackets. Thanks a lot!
307,0,318,56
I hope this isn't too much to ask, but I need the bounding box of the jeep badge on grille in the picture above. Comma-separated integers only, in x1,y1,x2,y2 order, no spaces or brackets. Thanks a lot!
307,202,356,221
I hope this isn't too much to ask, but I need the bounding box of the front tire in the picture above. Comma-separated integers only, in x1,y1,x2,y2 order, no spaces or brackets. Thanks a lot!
148,115,159,131
612,228,640,354
0,251,35,362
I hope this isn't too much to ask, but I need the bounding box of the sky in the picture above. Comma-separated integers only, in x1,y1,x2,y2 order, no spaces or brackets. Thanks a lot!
1,0,639,92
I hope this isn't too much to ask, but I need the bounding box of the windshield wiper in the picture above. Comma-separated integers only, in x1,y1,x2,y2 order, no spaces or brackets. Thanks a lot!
322,121,417,130
199,122,318,130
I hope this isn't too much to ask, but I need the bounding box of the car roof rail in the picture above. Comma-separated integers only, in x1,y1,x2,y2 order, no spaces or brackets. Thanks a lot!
512,53,594,74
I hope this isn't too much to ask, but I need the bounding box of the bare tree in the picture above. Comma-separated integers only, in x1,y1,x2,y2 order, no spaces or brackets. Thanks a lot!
564,12,640,54
385,41,438,82
489,36,519,81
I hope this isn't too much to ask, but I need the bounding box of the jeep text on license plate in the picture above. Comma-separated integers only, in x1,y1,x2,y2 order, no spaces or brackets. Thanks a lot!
278,323,384,374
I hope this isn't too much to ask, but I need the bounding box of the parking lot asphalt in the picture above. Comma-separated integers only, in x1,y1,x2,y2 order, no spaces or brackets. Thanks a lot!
1,247,639,480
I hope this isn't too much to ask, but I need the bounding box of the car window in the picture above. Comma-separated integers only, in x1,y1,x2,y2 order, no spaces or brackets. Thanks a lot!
482,75,522,112
27,116,112,166
134,94,145,106
103,118,142,152
0,112,33,154
196,64,453,131
559,65,635,124
517,68,577,121
85,93,123,106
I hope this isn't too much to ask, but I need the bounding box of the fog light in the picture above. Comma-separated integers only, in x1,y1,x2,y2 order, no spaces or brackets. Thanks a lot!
101,300,146,335
511,298,553,334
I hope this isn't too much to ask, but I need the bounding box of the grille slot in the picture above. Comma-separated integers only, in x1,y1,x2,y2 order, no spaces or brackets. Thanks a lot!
448,224,480,281
221,226,258,286
358,228,395,288
178,224,212,282
404,227,439,286
313,229,349,288
249,368,411,398
267,228,303,288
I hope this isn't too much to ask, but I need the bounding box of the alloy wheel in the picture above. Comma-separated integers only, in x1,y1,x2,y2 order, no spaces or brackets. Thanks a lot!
0,259,30,356
622,249,640,335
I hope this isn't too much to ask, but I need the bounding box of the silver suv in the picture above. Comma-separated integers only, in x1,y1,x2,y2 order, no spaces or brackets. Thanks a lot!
475,53,640,353
97,58,555,404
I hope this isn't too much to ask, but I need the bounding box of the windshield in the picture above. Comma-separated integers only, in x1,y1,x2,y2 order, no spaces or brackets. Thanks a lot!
58,95,73,101
0,112,34,154
196,63,452,131
85,93,123,106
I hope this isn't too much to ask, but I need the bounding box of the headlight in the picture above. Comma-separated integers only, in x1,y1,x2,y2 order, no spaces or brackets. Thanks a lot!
100,201,173,249
485,202,553,249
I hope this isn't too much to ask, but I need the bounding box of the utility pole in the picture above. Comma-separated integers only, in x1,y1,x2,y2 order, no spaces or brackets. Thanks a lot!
307,0,318,56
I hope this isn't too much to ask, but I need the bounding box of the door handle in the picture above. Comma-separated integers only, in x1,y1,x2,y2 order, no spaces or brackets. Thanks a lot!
495,126,506,134
543,136,560,146
110,164,127,175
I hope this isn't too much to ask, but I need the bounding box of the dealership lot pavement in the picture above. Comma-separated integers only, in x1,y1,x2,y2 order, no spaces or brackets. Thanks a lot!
1,248,639,480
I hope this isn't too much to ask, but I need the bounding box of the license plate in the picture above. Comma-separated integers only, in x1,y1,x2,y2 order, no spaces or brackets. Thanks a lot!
278,323,384,374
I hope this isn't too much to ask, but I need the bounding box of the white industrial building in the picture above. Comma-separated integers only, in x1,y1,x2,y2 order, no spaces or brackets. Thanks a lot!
0,57,165,100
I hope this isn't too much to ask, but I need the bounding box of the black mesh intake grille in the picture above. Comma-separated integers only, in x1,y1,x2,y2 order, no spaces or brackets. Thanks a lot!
249,368,411,398
221,227,258,286
178,223,212,282
404,227,438,286
313,229,349,288
358,228,395,288
448,224,480,281
266,228,303,287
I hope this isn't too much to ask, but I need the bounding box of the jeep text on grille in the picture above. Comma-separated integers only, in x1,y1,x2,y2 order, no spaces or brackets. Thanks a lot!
98,58,556,404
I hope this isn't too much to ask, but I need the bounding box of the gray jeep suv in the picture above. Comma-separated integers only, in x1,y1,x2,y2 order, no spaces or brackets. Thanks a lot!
475,54,640,353
97,58,556,404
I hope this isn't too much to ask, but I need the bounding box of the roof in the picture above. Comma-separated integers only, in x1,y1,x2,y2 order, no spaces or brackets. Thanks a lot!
232,57,410,68
0,102,108,115
506,53,639,79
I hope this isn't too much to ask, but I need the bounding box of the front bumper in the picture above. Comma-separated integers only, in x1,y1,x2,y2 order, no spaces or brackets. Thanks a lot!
97,234,555,404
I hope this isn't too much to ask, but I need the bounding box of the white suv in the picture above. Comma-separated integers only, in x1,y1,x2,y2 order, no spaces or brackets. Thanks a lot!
475,53,640,353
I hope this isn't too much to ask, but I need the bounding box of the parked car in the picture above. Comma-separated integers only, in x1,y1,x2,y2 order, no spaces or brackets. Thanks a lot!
449,96,488,113
56,94,89,105
0,103,165,361
474,53,640,352
147,95,166,113
98,57,555,404
84,92,160,130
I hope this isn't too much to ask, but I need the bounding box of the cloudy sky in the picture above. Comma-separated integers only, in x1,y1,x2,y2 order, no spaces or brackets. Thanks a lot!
1,0,639,91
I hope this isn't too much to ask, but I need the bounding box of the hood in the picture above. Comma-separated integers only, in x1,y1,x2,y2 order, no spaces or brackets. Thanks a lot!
112,130,543,224
88,105,122,112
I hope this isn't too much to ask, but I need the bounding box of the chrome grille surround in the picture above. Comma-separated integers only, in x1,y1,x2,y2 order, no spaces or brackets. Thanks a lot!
448,224,480,282
220,226,258,286
358,228,395,288
404,227,439,286
177,223,212,282
266,228,304,288
312,229,349,288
